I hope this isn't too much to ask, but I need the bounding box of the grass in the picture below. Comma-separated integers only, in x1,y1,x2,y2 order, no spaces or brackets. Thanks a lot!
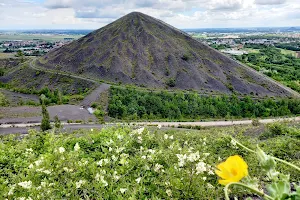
0,123,299,199
0,53,16,59
279,48,297,57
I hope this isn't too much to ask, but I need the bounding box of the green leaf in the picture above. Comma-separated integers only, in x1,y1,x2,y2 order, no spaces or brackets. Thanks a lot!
267,181,291,200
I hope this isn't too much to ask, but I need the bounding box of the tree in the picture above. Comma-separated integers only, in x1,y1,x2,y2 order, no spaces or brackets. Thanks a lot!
54,115,61,129
41,103,51,131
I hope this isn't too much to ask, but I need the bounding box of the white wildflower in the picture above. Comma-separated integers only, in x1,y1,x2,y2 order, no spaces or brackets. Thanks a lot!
157,124,162,129
218,157,222,161
48,183,55,187
58,147,65,153
42,169,51,174
8,184,15,196
135,177,142,184
169,135,174,140
18,198,26,200
203,153,210,157
116,147,125,153
75,180,86,189
74,143,80,151
148,149,156,154
133,127,144,135
137,136,143,144
78,160,88,166
164,134,169,140
26,148,33,152
109,147,113,152
141,155,146,159
95,173,108,187
18,181,32,189
97,159,110,166
187,151,200,162
203,177,207,181
113,171,120,181
207,183,215,189
166,189,172,197
208,169,214,175
41,182,46,187
176,154,187,167
106,139,114,146
195,161,207,174
28,164,34,169
91,129,94,132
203,142,206,146
120,188,127,194
117,134,123,140
112,155,117,161
231,139,237,146
34,159,43,166
63,167,73,172
154,163,164,172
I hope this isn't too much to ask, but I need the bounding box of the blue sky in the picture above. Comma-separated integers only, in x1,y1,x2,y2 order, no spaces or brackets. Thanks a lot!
0,0,299,29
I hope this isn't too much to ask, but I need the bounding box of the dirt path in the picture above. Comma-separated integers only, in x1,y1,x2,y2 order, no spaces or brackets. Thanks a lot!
133,116,300,127
80,83,111,107
29,58,98,83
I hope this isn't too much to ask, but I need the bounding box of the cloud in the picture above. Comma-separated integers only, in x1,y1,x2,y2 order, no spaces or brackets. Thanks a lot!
45,0,72,9
208,0,244,11
255,0,286,5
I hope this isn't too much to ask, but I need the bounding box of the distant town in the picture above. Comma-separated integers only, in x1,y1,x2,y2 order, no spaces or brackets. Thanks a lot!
0,27,300,57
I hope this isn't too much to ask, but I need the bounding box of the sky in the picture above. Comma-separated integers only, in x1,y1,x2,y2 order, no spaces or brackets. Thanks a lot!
0,0,299,29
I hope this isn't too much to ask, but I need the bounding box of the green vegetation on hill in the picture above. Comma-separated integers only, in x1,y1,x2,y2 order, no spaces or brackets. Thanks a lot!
235,46,300,93
108,87,300,120
0,124,299,199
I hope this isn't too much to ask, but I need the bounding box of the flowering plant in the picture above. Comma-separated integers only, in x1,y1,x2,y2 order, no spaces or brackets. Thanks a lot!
216,138,300,200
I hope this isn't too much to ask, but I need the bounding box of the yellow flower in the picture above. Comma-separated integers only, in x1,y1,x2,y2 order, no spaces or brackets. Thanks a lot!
215,155,248,185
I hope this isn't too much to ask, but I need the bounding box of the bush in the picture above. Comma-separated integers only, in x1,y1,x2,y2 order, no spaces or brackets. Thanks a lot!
252,119,260,126
165,78,176,87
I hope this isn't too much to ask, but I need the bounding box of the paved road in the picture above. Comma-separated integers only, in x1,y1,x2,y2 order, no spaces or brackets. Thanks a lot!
1,116,299,135
133,116,300,127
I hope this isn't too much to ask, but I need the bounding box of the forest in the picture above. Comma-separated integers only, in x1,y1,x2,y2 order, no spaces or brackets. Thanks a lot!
235,46,300,93
108,87,300,120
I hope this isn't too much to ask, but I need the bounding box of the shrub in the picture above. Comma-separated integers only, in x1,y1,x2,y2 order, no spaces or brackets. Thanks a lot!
252,119,260,126
165,78,176,87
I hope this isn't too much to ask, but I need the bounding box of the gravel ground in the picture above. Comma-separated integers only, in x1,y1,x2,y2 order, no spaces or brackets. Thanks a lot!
0,89,39,106
0,105,97,124
81,83,111,107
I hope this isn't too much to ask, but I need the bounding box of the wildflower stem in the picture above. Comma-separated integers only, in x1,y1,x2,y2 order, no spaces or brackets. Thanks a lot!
273,157,300,172
224,182,274,200
233,138,300,172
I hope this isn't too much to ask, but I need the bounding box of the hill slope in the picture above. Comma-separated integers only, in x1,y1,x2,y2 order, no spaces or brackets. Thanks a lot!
37,12,296,97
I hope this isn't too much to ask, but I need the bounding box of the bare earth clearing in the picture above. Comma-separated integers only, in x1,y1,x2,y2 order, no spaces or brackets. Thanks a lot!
0,105,97,124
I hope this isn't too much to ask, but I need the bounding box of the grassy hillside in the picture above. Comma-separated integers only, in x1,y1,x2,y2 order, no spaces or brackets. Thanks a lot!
37,12,294,97
0,123,299,199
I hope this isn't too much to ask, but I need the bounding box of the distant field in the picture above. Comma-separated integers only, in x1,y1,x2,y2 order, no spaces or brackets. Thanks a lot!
0,52,16,58
0,34,84,42
279,48,297,57
243,48,260,53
